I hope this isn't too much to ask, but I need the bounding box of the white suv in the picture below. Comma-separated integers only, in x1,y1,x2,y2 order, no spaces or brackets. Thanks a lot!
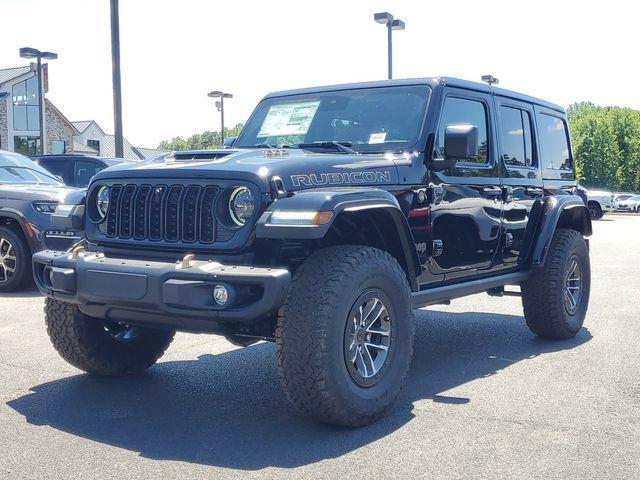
586,189,614,219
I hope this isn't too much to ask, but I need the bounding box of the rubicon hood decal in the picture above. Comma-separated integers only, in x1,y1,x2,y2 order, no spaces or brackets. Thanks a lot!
291,171,392,187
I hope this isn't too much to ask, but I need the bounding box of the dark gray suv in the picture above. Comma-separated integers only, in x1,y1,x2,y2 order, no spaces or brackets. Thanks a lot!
0,150,84,292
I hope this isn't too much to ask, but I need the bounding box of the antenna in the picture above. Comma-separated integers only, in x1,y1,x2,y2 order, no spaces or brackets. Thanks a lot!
481,75,499,86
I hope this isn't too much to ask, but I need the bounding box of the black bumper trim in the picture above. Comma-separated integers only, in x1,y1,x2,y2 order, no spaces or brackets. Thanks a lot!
33,250,290,332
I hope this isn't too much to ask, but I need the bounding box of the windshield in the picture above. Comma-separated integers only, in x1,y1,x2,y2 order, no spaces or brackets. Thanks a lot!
236,85,431,153
0,151,61,185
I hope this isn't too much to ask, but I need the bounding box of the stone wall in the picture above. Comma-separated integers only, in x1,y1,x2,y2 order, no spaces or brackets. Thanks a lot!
0,97,7,152
45,100,75,153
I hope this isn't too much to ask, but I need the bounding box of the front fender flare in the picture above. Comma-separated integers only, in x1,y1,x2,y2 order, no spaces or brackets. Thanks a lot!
255,188,421,289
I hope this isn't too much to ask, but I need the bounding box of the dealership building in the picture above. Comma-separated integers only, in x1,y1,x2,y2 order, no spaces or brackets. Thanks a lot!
0,64,165,160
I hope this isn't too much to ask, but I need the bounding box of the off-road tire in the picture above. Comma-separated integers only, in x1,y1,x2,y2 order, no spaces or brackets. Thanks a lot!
521,229,590,339
45,298,175,376
275,245,415,427
0,225,31,292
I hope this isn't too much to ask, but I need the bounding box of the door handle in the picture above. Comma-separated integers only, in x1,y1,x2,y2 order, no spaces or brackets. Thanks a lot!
524,187,544,197
482,186,502,198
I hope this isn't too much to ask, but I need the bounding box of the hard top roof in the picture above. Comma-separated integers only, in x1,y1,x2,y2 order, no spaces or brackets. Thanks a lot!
264,77,565,113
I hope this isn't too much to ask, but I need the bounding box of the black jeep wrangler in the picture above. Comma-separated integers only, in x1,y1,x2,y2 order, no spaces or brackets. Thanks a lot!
34,77,591,426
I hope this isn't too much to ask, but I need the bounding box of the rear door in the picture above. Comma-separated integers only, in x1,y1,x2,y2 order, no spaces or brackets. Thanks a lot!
494,97,543,265
428,88,503,281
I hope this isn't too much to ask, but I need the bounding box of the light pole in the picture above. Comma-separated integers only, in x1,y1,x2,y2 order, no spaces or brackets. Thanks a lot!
110,0,123,158
374,12,405,80
208,91,233,145
19,47,57,155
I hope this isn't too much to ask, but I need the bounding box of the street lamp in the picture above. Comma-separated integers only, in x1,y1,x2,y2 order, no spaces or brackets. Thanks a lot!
208,91,233,145
19,47,57,155
110,0,124,159
374,12,405,80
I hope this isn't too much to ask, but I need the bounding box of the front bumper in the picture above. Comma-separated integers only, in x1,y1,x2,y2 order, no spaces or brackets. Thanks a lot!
32,250,290,333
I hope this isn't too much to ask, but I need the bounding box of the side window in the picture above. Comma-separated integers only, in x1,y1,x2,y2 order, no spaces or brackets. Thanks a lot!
435,97,488,164
39,160,69,181
499,106,534,167
74,160,103,187
537,113,572,172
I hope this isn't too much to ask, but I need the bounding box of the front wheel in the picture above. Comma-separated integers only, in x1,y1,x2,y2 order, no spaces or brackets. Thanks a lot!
521,229,590,339
45,298,175,376
275,245,415,427
0,225,30,292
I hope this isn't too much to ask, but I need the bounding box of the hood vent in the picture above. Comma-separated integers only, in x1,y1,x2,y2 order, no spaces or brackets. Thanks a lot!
165,151,235,163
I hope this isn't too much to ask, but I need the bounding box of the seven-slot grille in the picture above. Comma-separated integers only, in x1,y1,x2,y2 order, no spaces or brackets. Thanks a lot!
102,184,219,243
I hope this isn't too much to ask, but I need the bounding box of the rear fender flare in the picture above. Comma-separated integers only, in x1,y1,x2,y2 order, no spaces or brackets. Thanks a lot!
527,195,592,267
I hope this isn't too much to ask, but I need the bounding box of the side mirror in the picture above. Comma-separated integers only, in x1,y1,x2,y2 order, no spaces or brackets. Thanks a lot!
222,136,237,148
444,124,478,160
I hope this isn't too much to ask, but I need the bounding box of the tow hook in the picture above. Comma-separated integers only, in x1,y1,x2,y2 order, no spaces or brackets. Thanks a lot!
181,253,195,269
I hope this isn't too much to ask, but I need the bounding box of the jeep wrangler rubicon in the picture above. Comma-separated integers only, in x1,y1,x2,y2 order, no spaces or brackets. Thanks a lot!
34,77,591,427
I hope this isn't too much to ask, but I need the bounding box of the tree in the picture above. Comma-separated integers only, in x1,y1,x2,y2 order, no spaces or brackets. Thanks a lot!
567,103,640,192
158,123,244,151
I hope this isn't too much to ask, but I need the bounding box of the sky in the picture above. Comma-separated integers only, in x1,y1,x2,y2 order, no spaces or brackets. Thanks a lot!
1,0,638,149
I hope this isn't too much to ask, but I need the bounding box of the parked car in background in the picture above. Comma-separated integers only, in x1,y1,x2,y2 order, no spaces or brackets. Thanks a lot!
615,195,640,212
0,150,84,292
614,193,637,211
585,189,614,219
31,154,127,188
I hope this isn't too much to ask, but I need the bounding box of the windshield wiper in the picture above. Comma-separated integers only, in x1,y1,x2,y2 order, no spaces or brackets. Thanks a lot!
298,141,360,155
251,143,294,149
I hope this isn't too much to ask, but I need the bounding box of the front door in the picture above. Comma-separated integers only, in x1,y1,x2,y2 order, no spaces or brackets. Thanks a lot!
427,89,503,281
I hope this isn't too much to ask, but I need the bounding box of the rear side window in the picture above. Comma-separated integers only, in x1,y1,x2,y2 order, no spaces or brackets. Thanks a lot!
537,113,572,173
499,106,533,167
435,97,489,164
39,159,70,182
74,160,104,187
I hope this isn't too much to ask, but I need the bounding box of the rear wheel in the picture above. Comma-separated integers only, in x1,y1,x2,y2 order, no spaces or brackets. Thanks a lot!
276,245,415,426
0,225,30,293
521,229,590,339
45,298,175,376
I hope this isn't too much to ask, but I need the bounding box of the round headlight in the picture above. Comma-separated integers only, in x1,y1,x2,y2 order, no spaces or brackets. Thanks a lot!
96,186,110,219
228,187,255,226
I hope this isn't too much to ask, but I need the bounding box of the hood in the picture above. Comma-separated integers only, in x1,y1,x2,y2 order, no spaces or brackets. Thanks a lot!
93,148,409,192
0,183,85,204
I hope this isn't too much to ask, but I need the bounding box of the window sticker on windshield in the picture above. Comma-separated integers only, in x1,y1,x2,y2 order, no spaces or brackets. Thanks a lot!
368,132,387,144
258,101,321,137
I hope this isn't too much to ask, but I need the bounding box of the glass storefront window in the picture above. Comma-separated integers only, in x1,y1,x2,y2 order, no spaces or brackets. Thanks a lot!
12,76,40,132
13,136,42,156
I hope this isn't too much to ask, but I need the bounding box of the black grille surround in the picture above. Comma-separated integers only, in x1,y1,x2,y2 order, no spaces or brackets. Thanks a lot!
87,179,260,250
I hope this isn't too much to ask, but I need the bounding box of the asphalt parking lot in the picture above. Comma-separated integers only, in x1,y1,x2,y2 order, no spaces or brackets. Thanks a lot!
1,215,639,479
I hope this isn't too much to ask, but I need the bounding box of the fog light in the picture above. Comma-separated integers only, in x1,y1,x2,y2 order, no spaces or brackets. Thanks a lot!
213,285,229,306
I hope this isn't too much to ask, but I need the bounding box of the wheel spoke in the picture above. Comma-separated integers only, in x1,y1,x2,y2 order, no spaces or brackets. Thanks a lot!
365,328,390,336
362,344,377,376
355,348,368,376
363,299,384,329
564,289,577,310
364,342,388,352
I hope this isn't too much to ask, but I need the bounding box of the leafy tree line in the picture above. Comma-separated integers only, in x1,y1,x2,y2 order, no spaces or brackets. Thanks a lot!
158,123,244,151
568,102,640,192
